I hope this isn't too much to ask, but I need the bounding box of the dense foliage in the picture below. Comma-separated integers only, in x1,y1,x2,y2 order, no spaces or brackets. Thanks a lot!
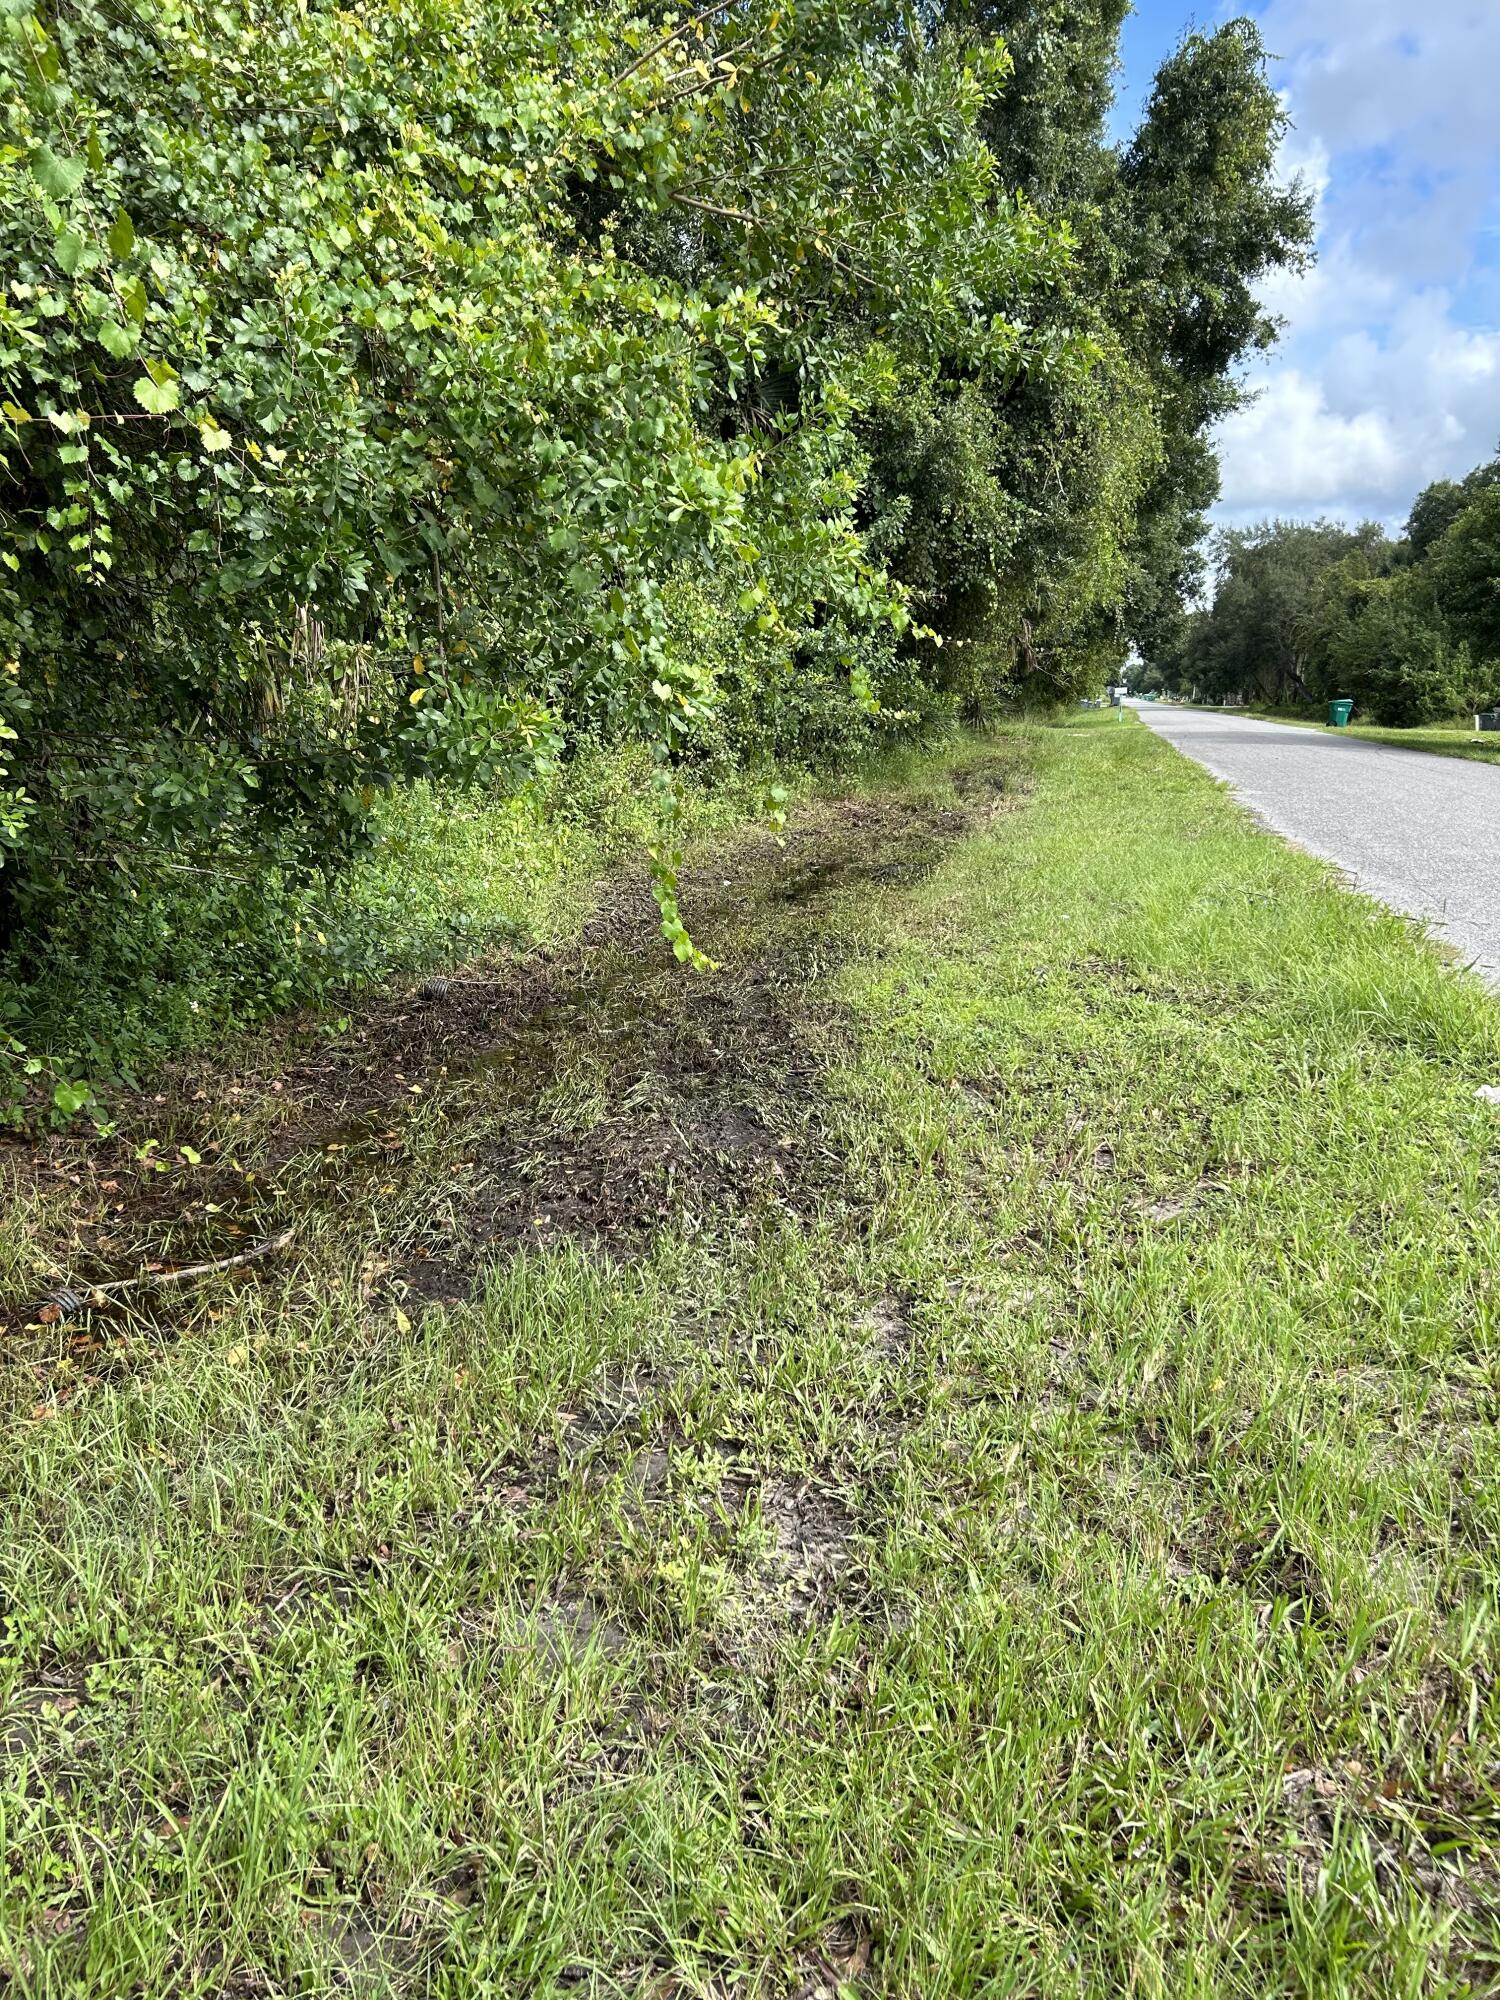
874,7,1312,704
1145,452,1500,723
1,0,1309,1108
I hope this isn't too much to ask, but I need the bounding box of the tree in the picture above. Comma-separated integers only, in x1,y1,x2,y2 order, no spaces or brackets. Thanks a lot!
866,7,1312,707
1153,453,1500,726
1407,455,1500,561
1115,21,1315,659
1429,483,1500,670
0,0,1066,963
1156,521,1391,706
940,0,1131,209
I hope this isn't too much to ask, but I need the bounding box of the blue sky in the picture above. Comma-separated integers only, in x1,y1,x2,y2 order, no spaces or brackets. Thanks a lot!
1111,0,1500,532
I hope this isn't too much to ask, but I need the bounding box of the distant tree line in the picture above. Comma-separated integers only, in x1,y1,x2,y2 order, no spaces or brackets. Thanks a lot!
1140,454,1500,722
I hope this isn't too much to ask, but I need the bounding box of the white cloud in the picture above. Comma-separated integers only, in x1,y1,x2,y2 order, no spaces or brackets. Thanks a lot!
1216,374,1402,518
1218,307,1500,524
1258,0,1500,174
1210,0,1500,529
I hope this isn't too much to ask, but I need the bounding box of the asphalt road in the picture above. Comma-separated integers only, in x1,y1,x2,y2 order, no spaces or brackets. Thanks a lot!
1130,703,1500,988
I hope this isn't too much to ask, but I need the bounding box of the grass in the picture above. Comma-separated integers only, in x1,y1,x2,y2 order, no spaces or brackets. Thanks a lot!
4,714,1500,1996
1183,702,1500,766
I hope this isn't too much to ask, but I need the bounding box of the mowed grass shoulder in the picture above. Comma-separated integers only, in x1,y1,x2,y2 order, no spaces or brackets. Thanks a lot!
3,717,1499,1997
1187,703,1500,767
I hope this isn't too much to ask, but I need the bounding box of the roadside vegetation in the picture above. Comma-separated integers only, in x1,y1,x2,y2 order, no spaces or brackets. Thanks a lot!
4,714,1499,1996
1,0,1311,1110
1179,705,1500,767
1137,454,1500,724
1300,719,1500,762
5,743,811,1101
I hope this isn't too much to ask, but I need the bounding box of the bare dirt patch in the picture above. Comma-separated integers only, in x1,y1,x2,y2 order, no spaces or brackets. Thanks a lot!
528,1588,630,1665
1,1674,87,1770
756,1475,857,1616
791,1918,874,1998
2,760,1017,1341
854,1296,911,1360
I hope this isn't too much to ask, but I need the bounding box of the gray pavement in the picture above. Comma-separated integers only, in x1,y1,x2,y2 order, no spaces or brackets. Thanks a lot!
1130,703,1500,988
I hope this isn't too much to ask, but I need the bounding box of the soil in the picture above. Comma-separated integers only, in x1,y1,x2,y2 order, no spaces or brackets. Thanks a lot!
1,759,1016,1339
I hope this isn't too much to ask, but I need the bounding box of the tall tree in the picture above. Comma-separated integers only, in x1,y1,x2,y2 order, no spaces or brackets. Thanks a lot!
942,0,1130,207
1116,22,1315,657
1407,455,1500,561
872,8,1313,701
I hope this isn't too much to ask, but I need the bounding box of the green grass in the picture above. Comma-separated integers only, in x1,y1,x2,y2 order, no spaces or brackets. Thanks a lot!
4,716,1500,1996
1186,702,1500,766
1345,722,1500,762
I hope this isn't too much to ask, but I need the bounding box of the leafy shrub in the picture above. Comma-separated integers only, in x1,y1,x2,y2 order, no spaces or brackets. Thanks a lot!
0,2,1311,1107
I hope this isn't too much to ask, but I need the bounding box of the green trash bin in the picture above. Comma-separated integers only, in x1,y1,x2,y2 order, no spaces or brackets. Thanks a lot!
1328,699,1354,728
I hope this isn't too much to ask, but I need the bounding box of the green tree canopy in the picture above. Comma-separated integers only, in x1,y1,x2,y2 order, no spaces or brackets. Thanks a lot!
1,0,1315,1089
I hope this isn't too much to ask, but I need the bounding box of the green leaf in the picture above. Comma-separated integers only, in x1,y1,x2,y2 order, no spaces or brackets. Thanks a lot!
97,321,137,359
107,209,136,261
122,276,149,326
30,145,87,202
53,230,85,277
132,373,180,416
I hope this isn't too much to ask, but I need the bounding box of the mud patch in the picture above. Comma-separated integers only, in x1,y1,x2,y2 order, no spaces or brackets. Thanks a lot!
697,1470,859,1658
756,1476,857,1615
445,954,845,1261
555,1362,673,1466
308,1905,424,1996
3,757,1022,1336
314,797,997,1293
527,1588,629,1665
791,1918,874,1998
1,1676,87,1767
1270,1758,1500,1917
854,1296,911,1360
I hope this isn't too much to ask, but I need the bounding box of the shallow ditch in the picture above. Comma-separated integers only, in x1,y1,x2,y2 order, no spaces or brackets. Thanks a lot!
3,760,1016,1341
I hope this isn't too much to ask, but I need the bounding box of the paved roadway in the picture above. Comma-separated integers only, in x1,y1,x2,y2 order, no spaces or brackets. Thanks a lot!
1130,703,1500,989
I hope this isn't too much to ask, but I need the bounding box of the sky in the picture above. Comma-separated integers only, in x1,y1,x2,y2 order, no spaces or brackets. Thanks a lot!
1112,0,1500,535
